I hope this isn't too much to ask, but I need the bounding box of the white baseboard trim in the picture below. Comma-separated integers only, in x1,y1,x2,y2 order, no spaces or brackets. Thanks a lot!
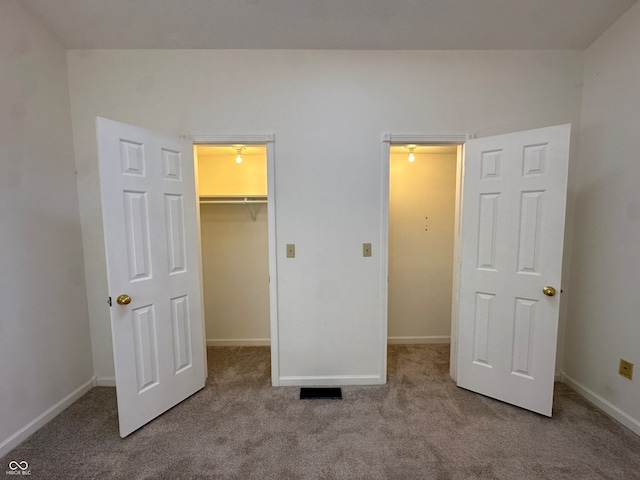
0,377,96,458
554,372,564,382
278,375,384,386
562,373,640,436
387,336,451,345
206,338,270,347
96,377,116,387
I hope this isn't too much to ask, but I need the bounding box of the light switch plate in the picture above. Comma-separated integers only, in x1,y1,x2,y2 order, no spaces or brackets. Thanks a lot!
620,359,634,380
286,244,295,258
363,243,372,257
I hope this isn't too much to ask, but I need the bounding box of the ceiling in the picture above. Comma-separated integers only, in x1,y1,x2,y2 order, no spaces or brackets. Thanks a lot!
196,145,266,157
390,145,458,155
20,0,637,50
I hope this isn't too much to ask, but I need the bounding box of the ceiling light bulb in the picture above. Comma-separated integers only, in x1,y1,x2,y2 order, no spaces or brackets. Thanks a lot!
406,145,417,163
234,146,245,164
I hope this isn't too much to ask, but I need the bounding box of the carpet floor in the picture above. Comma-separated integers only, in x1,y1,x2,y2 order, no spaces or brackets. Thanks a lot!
2,345,640,479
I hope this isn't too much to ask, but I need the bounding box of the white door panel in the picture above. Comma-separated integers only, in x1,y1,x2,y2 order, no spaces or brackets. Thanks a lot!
97,117,206,437
457,124,570,416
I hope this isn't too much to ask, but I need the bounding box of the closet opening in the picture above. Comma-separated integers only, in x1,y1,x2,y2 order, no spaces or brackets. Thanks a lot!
387,144,459,356
195,144,271,351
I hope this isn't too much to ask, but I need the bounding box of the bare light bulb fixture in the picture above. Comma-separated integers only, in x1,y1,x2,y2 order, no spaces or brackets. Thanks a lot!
234,146,245,164
406,145,416,163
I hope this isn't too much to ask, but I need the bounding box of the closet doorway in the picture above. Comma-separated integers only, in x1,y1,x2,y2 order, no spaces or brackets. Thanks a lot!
196,144,271,349
387,145,459,346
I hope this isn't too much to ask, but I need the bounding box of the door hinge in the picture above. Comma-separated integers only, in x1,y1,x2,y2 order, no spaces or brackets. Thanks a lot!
108,296,112,307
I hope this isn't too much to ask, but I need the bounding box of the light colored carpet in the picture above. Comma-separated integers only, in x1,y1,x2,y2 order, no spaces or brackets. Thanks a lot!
3,345,640,479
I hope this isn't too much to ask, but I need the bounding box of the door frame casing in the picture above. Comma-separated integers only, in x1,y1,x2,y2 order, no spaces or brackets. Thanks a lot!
186,133,280,386
381,133,471,381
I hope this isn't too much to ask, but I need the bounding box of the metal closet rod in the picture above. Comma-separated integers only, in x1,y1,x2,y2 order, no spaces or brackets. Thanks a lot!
199,195,267,205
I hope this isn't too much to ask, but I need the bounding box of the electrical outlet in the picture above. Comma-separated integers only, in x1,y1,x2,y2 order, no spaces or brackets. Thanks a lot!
363,243,372,257
619,359,634,380
286,244,295,258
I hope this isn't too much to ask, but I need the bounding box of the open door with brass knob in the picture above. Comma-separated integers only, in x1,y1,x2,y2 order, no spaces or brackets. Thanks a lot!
456,124,570,417
98,117,206,438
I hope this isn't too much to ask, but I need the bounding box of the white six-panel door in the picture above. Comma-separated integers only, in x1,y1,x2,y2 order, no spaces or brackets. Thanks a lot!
456,124,570,416
97,117,206,437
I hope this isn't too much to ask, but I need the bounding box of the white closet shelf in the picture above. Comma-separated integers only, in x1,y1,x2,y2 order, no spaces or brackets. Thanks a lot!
199,195,267,205
199,195,267,221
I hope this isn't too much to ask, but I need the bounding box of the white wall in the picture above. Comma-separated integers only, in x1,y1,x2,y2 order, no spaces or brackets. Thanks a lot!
0,0,93,456
66,49,583,384
388,151,457,343
563,2,640,434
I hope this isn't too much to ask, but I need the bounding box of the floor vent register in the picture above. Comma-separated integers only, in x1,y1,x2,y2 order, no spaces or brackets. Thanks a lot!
299,387,343,400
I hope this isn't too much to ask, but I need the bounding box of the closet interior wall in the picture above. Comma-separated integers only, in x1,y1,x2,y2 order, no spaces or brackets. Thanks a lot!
197,146,270,346
388,147,457,344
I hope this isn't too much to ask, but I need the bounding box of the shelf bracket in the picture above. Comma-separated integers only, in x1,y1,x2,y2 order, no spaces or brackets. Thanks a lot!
246,202,262,221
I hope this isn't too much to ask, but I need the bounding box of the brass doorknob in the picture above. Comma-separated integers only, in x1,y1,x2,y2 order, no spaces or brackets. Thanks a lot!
542,286,556,297
116,294,132,305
